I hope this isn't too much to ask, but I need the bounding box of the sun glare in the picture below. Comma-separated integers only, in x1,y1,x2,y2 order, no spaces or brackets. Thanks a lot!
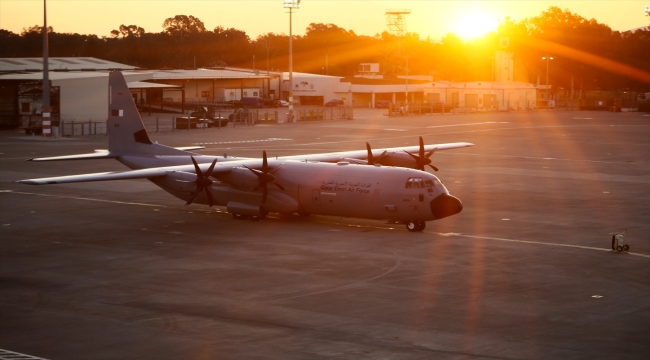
453,12,498,40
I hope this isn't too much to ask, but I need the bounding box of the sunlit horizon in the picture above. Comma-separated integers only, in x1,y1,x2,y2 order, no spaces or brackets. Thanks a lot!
0,1,646,42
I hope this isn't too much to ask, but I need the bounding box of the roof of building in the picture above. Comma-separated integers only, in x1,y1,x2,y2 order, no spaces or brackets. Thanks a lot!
127,81,180,89
153,68,275,80
0,71,153,83
0,57,138,72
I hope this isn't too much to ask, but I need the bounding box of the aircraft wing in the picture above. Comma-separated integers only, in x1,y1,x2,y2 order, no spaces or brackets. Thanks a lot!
17,168,169,185
279,142,475,162
18,142,474,185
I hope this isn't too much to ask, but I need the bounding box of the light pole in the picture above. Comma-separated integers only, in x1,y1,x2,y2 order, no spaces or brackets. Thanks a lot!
42,0,50,137
284,0,300,123
542,55,553,106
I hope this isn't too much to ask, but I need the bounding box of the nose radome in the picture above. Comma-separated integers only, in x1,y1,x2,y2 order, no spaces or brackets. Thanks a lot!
430,194,463,219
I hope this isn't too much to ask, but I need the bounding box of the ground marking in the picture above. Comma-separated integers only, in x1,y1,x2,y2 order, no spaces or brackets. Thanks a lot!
438,233,650,259
0,348,50,360
194,138,292,145
3,190,649,259
426,121,509,128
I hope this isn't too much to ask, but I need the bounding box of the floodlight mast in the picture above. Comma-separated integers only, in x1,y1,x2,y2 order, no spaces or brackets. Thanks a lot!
284,0,300,123
542,56,554,105
385,9,411,105
42,0,50,137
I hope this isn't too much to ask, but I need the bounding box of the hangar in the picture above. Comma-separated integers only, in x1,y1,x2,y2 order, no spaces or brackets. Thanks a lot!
0,57,539,129
422,81,538,111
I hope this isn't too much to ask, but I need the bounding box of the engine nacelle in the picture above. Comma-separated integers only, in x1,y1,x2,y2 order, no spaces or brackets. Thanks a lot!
377,152,420,169
215,167,259,189
160,171,198,193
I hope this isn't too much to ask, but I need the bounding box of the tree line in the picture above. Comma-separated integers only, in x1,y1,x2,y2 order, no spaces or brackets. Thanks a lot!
1,7,648,92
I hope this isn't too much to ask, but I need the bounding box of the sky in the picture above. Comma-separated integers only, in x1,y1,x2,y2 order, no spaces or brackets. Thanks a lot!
1,0,648,41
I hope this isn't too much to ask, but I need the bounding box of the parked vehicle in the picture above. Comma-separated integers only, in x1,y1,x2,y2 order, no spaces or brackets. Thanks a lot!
375,100,390,108
325,99,344,107
185,107,229,128
275,100,289,107
224,100,244,108
241,97,264,108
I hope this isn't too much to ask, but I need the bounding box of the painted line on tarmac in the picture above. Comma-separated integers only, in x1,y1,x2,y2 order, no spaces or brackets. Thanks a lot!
3,190,648,259
0,348,50,360
436,232,650,259
2,190,171,208
194,138,292,145
426,121,509,128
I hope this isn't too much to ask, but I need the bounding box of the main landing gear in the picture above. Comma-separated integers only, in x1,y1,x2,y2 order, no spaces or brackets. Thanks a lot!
231,211,267,221
406,220,426,232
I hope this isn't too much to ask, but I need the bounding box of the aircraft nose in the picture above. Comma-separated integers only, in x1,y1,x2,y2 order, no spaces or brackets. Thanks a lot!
430,194,463,219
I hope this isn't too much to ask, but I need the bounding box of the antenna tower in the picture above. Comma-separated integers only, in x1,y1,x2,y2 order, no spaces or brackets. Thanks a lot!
385,9,411,37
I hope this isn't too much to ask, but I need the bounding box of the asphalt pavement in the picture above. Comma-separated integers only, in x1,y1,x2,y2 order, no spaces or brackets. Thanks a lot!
1,109,649,359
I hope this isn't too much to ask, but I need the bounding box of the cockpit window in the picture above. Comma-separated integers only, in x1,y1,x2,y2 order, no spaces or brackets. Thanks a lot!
406,177,426,189
425,180,434,188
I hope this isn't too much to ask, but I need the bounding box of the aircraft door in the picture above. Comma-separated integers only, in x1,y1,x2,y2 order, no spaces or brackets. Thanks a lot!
312,189,321,206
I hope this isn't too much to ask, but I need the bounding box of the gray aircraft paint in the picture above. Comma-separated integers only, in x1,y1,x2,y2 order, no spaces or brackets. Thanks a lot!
18,71,471,230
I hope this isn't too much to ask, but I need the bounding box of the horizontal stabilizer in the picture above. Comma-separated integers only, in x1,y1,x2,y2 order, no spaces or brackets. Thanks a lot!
28,151,118,162
175,146,206,151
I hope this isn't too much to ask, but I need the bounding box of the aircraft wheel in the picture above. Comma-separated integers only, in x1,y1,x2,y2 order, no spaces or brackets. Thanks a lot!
406,221,423,232
616,245,623,252
417,221,426,231
623,244,630,251
251,213,267,221
232,213,248,220
278,212,293,220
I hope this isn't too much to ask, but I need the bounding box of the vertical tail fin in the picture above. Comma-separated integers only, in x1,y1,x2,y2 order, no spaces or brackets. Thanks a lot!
107,71,188,156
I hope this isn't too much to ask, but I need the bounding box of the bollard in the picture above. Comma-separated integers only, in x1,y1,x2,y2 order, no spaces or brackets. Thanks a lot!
187,117,190,131
156,117,159,133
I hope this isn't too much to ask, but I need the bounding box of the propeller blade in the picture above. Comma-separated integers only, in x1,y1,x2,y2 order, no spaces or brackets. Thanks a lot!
271,182,285,191
191,156,202,178
206,158,218,176
269,163,284,174
419,136,425,158
262,150,268,172
185,189,202,206
366,142,374,165
204,187,214,207
428,164,439,172
404,150,419,161
262,185,268,204
376,150,388,162
425,149,436,158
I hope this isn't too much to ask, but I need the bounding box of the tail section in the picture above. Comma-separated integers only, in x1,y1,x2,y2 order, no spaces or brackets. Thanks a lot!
108,71,189,156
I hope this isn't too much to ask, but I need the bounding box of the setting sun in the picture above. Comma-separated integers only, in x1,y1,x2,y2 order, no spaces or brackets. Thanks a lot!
452,12,499,39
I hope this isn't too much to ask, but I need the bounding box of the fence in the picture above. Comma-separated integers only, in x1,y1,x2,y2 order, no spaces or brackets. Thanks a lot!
298,107,353,121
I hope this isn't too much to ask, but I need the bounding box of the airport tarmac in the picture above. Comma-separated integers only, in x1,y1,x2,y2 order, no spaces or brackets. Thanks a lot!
1,110,649,359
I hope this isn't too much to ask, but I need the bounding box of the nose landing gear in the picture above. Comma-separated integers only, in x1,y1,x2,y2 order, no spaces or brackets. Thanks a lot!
406,220,426,232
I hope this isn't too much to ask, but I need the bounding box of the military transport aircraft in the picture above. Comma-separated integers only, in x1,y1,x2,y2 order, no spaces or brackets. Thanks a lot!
17,72,474,232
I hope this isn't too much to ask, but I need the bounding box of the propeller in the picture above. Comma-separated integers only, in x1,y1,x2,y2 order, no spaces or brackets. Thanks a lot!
365,142,387,165
404,136,439,171
243,151,284,203
185,157,218,206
